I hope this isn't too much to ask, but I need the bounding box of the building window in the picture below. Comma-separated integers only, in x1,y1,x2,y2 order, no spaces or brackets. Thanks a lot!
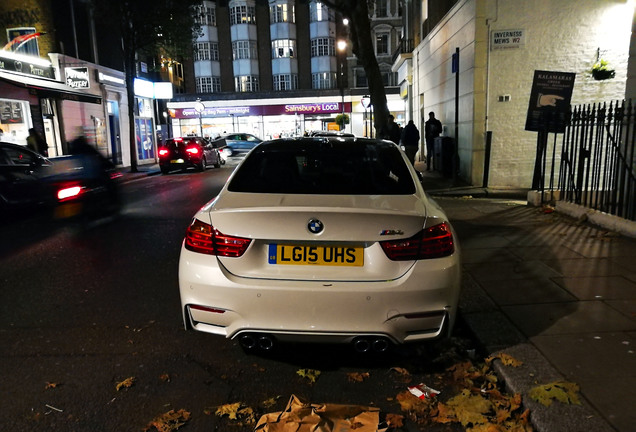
355,68,368,88
374,0,389,17
312,72,336,89
232,40,258,60
310,37,335,57
196,5,216,26
271,39,296,58
196,76,221,93
273,74,298,90
230,3,256,25
382,70,397,86
195,42,210,61
270,2,295,23
235,75,260,92
210,42,219,61
309,1,334,22
378,64,396,86
376,33,389,56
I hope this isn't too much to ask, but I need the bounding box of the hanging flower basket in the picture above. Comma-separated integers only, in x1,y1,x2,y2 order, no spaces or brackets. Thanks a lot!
591,60,615,81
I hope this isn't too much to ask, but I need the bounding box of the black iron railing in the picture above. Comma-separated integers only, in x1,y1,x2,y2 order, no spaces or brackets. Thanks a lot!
544,100,636,221
391,38,414,64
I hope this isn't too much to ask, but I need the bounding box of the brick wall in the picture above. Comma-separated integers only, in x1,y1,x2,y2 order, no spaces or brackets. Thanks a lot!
413,0,632,188
0,0,56,59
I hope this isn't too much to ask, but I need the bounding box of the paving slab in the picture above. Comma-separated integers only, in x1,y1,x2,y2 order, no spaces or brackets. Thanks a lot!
552,276,636,300
428,185,636,432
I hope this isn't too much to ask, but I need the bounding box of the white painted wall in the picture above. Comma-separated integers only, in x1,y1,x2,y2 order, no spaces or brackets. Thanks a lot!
413,0,633,188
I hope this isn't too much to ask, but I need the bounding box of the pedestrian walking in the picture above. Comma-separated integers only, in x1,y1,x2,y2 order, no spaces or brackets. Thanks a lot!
401,120,420,165
26,128,48,156
424,112,442,171
381,114,402,145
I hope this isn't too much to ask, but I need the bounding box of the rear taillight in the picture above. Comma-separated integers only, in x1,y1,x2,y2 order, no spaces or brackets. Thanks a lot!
380,222,454,260
158,148,169,157
57,185,83,201
184,219,251,257
186,147,199,155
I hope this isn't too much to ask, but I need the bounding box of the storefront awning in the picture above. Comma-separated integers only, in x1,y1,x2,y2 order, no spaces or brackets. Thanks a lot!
0,70,102,104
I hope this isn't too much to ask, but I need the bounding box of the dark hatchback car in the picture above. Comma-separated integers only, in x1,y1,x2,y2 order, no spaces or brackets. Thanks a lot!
0,141,121,221
158,136,222,174
0,142,53,218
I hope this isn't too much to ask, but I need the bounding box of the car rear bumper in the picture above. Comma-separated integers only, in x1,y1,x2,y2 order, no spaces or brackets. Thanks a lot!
178,247,461,344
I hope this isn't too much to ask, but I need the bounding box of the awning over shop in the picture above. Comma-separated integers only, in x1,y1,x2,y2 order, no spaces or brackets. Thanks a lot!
0,70,102,104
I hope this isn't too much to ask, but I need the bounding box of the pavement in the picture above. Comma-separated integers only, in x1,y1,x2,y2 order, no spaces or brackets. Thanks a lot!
413,161,636,432
120,161,635,432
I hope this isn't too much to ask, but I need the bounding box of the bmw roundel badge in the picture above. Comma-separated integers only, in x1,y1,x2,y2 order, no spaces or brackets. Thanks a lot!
308,218,324,234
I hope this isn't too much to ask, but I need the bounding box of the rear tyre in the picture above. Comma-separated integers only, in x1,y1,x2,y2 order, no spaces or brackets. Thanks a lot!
160,166,170,174
198,157,206,171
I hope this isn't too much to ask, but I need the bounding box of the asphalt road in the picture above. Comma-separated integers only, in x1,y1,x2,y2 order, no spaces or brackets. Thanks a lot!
0,167,488,432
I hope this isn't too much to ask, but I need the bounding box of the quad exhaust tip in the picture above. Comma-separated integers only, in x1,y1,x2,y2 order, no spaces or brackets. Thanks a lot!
353,337,391,353
239,333,275,351
239,333,390,353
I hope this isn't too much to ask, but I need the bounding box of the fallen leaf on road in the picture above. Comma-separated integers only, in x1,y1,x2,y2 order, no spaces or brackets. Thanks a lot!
529,381,581,406
215,402,257,424
159,373,171,382
297,368,321,383
45,382,60,390
435,389,492,427
347,372,370,382
115,377,136,391
261,396,282,408
385,413,404,428
144,409,190,432
486,353,524,368
395,390,434,415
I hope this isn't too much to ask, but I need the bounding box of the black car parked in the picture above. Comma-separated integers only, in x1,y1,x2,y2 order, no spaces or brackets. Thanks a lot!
158,136,222,174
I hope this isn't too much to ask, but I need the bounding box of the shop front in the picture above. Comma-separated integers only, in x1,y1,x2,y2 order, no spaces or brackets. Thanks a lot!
0,51,107,158
167,100,352,140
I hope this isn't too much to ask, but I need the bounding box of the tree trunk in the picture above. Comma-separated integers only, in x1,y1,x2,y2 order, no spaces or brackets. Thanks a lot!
122,19,138,173
324,0,390,136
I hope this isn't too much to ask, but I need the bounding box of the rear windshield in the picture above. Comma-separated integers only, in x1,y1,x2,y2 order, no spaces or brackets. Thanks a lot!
228,139,416,195
164,138,204,147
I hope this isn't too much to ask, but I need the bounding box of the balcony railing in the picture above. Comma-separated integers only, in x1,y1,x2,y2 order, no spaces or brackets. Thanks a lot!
392,38,414,64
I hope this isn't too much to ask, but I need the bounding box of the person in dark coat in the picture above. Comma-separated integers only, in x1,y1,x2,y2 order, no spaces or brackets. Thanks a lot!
424,112,442,170
26,128,48,156
381,114,402,145
401,120,420,165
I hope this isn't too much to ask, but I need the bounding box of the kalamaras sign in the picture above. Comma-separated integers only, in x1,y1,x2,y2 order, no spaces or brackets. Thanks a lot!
65,67,90,89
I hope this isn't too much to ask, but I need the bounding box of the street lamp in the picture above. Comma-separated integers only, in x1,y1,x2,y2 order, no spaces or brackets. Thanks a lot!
337,40,347,116
194,99,205,137
361,95,370,138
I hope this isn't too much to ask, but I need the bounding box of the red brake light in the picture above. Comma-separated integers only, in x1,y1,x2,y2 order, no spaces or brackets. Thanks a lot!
158,148,169,157
184,219,251,257
174,137,184,142
57,185,83,201
186,147,199,155
380,222,454,260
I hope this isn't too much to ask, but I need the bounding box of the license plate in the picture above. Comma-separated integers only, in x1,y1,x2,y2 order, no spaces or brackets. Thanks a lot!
170,159,185,164
268,244,363,266
54,202,82,219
